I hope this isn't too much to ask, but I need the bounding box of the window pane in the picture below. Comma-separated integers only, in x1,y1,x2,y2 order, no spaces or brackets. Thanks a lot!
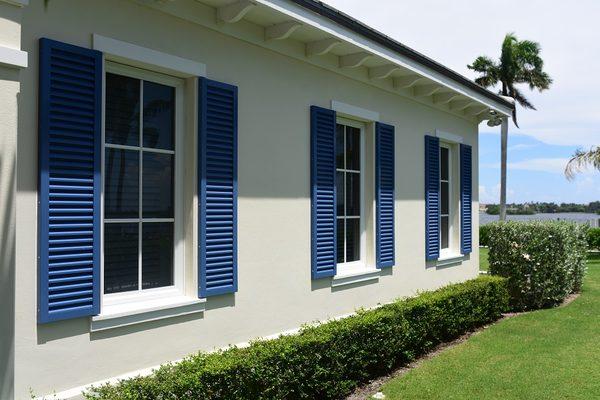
336,219,345,264
105,73,140,146
441,147,449,181
105,149,139,219
143,81,175,150
142,222,174,289
441,216,449,249
346,172,360,217
142,152,174,218
346,126,360,170
336,171,344,217
336,124,344,169
346,218,360,262
104,223,138,294
441,181,449,215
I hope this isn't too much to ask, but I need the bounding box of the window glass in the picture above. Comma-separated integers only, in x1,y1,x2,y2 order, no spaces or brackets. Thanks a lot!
105,149,139,219
335,123,362,265
104,223,139,294
142,222,174,289
346,127,361,170
440,146,450,250
345,218,360,262
105,73,140,146
104,71,177,295
336,124,344,169
143,81,175,150
142,152,174,218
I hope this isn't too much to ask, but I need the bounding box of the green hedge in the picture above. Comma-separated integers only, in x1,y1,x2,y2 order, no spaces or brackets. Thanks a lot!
85,276,508,400
479,224,491,247
587,227,600,251
487,221,588,311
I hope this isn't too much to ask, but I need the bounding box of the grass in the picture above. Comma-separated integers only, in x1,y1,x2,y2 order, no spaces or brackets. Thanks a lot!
378,253,600,400
479,247,489,271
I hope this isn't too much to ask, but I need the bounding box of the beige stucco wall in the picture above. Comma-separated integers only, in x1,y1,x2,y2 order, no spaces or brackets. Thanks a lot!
11,0,479,398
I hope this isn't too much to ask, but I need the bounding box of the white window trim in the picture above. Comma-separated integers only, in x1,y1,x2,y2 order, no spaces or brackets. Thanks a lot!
335,117,369,276
439,143,454,259
434,129,466,263
100,61,188,313
93,34,206,78
0,45,27,69
331,100,380,122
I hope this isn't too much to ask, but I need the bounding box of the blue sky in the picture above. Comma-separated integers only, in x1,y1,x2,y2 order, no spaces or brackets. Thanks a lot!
323,0,600,204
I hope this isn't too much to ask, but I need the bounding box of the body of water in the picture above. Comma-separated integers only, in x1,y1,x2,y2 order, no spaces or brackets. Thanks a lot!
480,212,600,227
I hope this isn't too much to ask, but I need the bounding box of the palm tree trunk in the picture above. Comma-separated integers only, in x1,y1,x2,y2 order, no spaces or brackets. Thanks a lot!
499,116,508,221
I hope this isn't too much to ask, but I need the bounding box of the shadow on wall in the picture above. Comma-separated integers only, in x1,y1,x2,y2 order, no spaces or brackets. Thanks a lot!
0,68,18,400
36,294,236,344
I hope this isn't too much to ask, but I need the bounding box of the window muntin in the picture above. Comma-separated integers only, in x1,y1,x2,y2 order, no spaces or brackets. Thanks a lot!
103,68,180,296
336,123,363,265
440,145,451,251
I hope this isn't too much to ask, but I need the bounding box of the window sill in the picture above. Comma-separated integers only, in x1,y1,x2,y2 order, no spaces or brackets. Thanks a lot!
435,253,465,267
332,267,381,288
90,295,206,332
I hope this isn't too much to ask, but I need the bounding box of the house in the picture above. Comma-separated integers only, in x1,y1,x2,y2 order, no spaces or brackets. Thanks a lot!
0,0,513,398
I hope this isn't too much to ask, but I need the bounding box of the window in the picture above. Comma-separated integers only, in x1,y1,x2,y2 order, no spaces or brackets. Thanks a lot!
103,64,183,298
335,121,365,268
439,142,459,256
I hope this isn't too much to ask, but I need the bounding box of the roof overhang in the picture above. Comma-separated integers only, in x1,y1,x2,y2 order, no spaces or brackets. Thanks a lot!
138,0,514,121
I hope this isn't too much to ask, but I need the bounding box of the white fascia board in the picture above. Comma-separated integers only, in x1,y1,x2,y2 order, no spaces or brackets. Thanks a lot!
92,34,206,78
253,0,512,117
331,100,379,122
0,45,27,68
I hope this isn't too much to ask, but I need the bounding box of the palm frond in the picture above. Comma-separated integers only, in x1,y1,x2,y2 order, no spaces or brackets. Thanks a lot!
509,86,536,110
565,147,600,180
468,56,500,88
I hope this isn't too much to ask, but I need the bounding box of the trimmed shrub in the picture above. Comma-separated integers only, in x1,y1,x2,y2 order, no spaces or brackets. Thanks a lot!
85,277,508,400
479,224,491,247
487,221,588,311
587,227,600,251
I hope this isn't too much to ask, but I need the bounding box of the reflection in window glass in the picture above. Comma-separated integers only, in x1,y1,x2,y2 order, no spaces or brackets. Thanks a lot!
335,123,362,265
104,72,177,294
440,146,450,250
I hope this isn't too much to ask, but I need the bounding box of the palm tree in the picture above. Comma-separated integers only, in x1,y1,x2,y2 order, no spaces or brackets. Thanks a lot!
565,147,600,180
468,33,552,220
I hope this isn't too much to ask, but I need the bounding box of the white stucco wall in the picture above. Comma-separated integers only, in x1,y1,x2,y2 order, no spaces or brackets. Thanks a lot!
11,0,480,398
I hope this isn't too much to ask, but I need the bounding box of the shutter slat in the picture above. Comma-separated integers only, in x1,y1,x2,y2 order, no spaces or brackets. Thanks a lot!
38,38,101,323
425,135,440,261
460,144,473,254
376,122,395,268
198,78,238,297
311,106,337,279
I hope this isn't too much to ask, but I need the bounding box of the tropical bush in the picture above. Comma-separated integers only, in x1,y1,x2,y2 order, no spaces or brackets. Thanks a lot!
85,277,508,400
479,224,491,247
587,228,600,251
487,221,588,311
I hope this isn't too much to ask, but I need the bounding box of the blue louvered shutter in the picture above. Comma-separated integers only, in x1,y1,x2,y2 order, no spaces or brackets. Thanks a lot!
38,38,102,323
311,106,337,279
376,122,395,268
460,144,473,254
198,78,238,297
424,135,440,261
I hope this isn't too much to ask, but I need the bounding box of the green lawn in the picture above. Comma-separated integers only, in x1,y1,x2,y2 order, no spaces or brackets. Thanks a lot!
378,254,600,400
479,247,489,271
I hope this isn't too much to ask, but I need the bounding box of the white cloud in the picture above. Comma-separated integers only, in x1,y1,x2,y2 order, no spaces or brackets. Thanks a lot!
323,0,600,148
479,183,515,204
508,143,538,151
484,158,568,174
